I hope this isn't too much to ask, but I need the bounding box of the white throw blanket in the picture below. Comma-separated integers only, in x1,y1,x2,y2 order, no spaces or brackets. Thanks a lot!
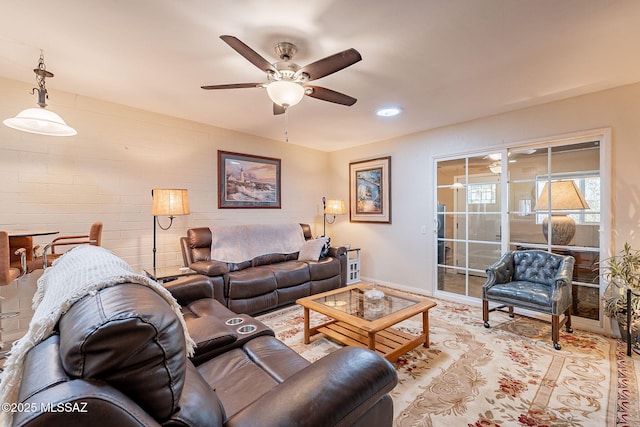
211,223,306,263
0,245,195,427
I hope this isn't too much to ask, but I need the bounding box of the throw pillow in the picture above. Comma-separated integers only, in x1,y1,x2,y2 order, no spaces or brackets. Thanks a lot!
298,238,327,262
320,236,331,258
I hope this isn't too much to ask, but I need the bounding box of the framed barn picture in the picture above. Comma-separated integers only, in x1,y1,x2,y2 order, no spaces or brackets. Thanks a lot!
349,156,391,223
218,151,281,208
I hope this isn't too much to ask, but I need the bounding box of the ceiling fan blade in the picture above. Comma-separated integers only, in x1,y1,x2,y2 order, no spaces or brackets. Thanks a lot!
273,103,286,115
298,48,362,81
201,83,262,90
220,35,276,73
305,86,357,106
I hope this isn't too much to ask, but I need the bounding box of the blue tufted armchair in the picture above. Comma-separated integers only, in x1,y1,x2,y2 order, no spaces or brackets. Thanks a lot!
482,250,575,350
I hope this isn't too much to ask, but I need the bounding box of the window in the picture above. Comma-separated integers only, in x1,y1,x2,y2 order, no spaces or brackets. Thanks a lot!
468,183,496,204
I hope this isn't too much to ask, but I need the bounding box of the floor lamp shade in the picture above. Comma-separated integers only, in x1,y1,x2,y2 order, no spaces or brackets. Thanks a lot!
324,199,346,216
534,180,589,245
152,189,190,217
322,197,346,236
151,188,190,268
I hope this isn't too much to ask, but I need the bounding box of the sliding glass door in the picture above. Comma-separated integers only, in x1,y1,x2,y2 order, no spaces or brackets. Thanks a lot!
435,131,608,325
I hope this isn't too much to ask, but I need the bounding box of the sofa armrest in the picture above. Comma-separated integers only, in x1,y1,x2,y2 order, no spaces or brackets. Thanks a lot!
485,251,515,287
186,315,238,355
163,275,214,306
226,347,397,427
553,256,575,289
328,246,347,258
190,260,229,277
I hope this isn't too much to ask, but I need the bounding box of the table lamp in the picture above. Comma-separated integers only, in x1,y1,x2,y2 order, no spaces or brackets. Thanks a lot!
152,188,190,268
534,180,589,245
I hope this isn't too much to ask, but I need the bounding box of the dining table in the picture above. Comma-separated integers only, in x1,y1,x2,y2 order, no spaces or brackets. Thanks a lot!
7,230,59,264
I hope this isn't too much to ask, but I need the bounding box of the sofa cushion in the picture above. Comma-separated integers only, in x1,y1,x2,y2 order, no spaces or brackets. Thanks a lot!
253,253,287,266
188,227,213,262
298,238,327,262
227,260,253,272
58,284,186,422
513,250,564,286
320,236,331,259
228,267,277,299
242,336,310,382
197,348,280,418
307,257,340,281
267,261,311,288
485,281,553,312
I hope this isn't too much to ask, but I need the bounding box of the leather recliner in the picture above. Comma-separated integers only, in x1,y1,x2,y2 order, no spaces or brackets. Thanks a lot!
13,278,398,426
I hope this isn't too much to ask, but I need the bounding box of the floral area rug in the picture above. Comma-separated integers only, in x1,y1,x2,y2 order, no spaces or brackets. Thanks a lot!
257,290,640,427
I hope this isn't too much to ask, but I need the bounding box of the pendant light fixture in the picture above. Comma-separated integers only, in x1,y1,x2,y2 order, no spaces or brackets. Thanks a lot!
3,51,77,136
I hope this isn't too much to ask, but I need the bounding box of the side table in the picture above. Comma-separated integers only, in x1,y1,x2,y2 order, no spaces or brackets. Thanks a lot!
347,248,361,285
145,265,197,283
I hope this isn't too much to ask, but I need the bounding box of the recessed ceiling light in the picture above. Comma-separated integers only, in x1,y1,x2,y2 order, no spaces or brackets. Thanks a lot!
376,107,402,117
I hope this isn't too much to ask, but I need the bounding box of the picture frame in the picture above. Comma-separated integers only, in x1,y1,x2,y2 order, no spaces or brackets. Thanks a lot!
218,150,281,209
349,156,391,223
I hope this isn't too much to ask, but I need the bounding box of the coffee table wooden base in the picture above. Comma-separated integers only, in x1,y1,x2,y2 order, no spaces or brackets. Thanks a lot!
303,308,431,362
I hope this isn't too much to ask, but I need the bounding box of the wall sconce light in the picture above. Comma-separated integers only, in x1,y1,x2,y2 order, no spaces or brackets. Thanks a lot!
534,180,589,245
3,51,77,137
322,196,346,236
151,188,190,268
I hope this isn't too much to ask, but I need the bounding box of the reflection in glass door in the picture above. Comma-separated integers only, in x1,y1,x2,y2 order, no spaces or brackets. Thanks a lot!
436,156,502,299
435,132,607,325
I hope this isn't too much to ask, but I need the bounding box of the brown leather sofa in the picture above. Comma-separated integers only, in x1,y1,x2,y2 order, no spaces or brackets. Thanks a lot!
181,224,347,315
14,276,398,426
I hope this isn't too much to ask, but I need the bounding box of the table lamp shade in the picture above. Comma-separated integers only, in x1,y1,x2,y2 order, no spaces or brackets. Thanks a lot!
324,199,346,215
533,180,590,211
152,189,190,216
534,180,589,245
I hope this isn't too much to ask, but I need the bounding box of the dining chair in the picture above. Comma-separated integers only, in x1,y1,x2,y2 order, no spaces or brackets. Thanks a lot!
1,231,27,360
40,222,103,268
1,231,26,285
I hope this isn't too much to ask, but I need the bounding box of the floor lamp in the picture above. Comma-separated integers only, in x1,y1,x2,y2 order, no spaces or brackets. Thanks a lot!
323,197,346,236
151,188,190,269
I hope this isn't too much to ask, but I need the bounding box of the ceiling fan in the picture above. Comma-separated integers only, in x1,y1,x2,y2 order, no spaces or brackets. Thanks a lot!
201,35,362,115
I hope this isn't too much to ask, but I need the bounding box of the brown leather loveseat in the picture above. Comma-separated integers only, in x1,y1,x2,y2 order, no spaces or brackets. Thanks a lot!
13,277,398,426
181,223,347,315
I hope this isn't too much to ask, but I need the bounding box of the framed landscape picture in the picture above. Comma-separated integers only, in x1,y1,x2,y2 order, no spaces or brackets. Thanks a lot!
349,156,391,223
218,150,281,208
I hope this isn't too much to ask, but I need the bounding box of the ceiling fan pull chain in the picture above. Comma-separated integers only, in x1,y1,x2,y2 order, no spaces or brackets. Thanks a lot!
284,107,289,142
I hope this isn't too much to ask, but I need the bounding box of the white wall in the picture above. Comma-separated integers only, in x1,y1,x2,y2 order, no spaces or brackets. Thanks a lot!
0,76,331,340
328,82,640,304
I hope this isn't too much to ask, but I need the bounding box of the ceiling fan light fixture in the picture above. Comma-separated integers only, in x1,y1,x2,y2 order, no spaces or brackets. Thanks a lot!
266,80,305,107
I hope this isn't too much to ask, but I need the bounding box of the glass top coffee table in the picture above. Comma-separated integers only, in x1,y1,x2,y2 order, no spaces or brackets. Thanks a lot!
296,284,437,361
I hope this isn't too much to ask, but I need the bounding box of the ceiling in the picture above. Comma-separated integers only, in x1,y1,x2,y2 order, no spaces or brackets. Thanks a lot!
1,1,640,152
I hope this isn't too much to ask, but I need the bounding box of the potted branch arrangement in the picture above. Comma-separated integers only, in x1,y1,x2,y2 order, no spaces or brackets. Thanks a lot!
602,242,640,343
